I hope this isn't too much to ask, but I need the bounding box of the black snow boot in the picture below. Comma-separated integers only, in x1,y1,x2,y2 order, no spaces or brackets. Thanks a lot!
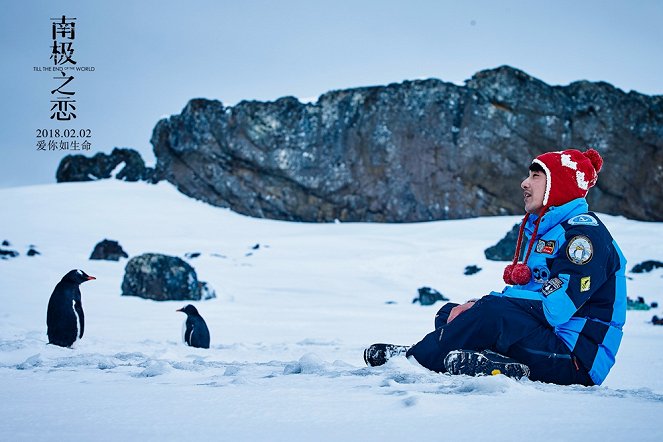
364,343,410,367
443,349,530,379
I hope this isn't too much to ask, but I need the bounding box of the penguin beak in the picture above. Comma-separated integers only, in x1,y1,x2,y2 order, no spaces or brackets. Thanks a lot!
87,276,96,281
176,308,183,312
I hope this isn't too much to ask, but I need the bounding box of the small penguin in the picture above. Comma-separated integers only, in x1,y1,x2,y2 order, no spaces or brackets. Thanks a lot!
176,304,210,349
46,269,96,347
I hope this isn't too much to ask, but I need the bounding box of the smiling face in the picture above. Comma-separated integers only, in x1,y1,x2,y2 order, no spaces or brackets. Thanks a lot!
521,168,547,214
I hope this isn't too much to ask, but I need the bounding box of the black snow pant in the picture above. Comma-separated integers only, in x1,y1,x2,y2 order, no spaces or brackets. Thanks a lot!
406,295,594,386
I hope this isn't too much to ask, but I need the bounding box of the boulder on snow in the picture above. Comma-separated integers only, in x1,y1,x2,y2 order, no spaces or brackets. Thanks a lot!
626,296,651,310
464,265,482,275
412,287,449,306
121,253,212,301
630,260,663,274
484,224,523,261
26,245,40,257
0,247,19,259
90,239,129,261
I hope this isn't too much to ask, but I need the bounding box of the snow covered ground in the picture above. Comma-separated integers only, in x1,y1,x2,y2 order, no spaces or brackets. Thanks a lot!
1,180,662,441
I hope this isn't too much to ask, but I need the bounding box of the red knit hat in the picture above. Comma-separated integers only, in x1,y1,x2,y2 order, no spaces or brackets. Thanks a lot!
503,148,603,285
531,149,603,208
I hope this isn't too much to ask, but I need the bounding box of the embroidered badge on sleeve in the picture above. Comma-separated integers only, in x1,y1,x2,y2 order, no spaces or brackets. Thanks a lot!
580,276,591,292
568,214,599,226
542,277,564,297
566,235,593,265
536,240,556,254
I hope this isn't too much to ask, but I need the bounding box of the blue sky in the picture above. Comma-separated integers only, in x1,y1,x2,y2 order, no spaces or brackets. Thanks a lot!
1,0,661,188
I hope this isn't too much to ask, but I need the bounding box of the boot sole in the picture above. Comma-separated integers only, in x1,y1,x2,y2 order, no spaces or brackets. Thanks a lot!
444,349,530,379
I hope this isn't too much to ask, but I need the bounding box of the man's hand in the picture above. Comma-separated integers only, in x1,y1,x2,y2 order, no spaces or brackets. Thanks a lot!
447,301,476,323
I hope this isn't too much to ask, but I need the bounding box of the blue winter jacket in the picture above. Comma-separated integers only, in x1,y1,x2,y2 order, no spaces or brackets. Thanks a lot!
491,198,627,385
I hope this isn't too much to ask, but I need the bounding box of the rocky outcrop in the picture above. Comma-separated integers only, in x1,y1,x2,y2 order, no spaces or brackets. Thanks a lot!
121,253,213,301
151,66,663,222
56,147,160,183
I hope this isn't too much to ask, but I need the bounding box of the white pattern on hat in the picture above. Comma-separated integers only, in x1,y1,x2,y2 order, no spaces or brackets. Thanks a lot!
576,171,589,190
561,154,577,170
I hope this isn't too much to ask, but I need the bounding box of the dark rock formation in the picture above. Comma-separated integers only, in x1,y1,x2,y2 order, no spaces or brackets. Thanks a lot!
121,253,209,301
56,147,160,183
151,66,663,222
630,260,663,273
0,248,19,259
90,239,129,261
464,265,482,275
412,287,449,306
485,224,523,262
26,246,40,257
627,296,651,310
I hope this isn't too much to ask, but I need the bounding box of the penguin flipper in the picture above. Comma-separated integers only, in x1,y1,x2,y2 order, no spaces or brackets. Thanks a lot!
183,321,194,346
74,300,85,339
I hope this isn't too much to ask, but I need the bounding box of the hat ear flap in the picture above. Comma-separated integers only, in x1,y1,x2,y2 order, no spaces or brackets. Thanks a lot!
532,159,551,206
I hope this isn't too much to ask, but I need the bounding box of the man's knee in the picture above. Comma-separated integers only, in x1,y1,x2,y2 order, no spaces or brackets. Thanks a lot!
472,295,512,315
434,302,459,328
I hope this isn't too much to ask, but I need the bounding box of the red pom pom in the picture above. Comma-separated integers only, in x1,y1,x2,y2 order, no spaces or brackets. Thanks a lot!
511,263,532,285
584,149,603,173
503,264,515,285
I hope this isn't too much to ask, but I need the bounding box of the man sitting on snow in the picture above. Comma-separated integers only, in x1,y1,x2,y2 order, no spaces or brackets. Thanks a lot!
364,148,627,386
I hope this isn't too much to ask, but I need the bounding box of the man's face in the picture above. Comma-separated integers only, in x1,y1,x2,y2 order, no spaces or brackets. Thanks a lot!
521,169,547,214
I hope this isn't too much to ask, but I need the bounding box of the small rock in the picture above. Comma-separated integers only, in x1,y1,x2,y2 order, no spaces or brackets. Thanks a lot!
626,296,650,310
413,287,449,306
185,252,201,259
90,239,128,261
0,248,19,259
26,247,41,256
630,260,663,274
464,265,482,275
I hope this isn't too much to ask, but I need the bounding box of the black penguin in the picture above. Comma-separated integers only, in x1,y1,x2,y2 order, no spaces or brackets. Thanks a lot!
176,304,210,349
46,269,96,347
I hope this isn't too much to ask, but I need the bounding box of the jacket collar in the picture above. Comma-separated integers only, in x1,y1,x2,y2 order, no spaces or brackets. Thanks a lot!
525,198,589,238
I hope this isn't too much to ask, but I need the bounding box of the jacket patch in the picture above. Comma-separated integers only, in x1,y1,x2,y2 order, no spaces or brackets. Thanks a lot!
566,235,593,265
536,240,556,254
532,265,550,284
580,276,591,292
542,277,563,297
568,214,598,226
